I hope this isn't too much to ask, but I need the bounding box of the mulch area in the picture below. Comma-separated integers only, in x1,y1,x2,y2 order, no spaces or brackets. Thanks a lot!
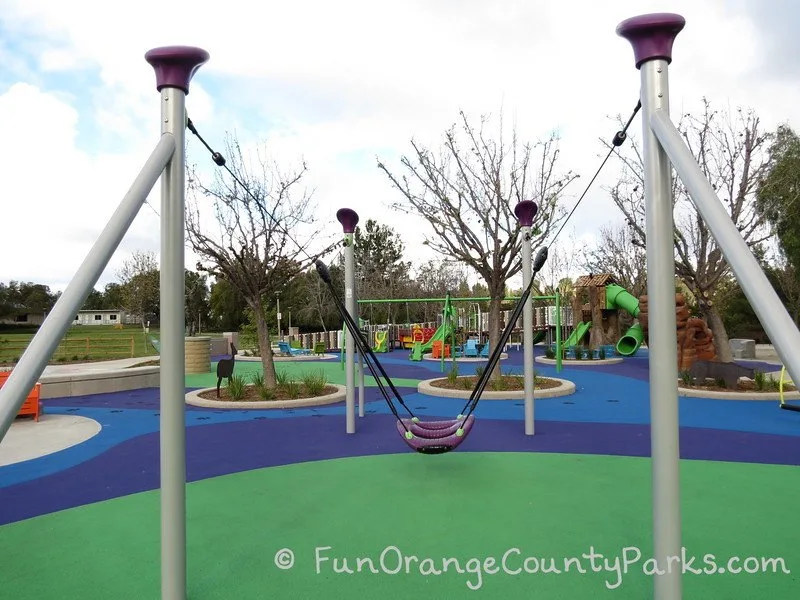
428,375,561,391
197,384,339,402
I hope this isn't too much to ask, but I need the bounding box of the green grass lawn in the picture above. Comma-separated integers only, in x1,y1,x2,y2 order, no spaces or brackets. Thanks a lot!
0,325,172,364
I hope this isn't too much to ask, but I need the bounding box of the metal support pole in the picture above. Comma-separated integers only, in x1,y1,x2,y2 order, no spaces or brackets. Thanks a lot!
357,285,365,417
650,110,800,388
337,208,359,433
145,45,209,600
0,135,175,444
618,14,685,600
514,201,538,435
159,84,189,600
555,292,562,373
358,352,365,416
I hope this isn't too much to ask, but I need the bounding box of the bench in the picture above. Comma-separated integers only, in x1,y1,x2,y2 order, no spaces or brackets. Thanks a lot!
0,370,42,422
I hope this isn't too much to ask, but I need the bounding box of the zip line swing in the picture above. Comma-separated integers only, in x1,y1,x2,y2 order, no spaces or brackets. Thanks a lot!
315,245,549,455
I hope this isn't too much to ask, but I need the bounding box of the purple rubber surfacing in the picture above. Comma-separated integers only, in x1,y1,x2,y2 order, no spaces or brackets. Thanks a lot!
144,46,210,94
2,414,800,525
336,208,359,233
616,13,686,68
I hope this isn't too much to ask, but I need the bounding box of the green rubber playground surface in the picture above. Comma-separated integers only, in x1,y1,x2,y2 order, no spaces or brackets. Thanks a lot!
185,359,420,389
4,453,797,599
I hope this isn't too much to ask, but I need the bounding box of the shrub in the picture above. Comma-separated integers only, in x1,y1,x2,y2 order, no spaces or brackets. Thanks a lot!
447,364,459,385
285,381,301,399
598,347,606,360
227,373,247,400
301,370,328,396
753,370,765,391
276,370,290,388
251,371,265,389
679,371,693,386
544,346,555,359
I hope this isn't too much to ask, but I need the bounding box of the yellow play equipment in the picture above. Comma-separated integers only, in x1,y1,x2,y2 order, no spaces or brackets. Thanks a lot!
779,366,799,412
374,330,388,353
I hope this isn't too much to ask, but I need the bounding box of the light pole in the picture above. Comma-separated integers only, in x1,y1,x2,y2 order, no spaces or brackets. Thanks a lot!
276,291,282,342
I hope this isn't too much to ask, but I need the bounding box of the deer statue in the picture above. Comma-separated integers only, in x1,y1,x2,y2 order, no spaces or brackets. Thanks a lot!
216,342,237,397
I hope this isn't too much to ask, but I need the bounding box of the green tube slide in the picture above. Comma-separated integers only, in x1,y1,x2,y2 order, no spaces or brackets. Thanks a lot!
605,284,644,356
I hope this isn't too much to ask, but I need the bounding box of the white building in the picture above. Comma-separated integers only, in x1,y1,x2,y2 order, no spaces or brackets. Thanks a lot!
73,309,135,326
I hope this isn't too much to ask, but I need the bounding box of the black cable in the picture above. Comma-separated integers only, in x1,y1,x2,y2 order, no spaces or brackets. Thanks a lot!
315,261,416,427
186,117,324,266
459,247,549,418
549,100,641,247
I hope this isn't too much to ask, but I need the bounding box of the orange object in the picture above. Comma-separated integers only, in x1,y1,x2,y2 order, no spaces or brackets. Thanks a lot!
0,370,42,422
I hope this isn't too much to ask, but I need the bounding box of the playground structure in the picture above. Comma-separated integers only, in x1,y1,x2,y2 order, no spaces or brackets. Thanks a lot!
638,293,717,371
564,274,645,357
2,13,800,600
562,274,717,371
357,293,561,364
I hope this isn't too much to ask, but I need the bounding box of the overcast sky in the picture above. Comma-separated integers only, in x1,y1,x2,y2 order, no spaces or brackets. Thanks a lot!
1,0,798,296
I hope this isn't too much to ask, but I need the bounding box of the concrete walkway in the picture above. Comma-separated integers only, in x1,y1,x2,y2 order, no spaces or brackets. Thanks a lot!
36,356,159,376
0,414,101,466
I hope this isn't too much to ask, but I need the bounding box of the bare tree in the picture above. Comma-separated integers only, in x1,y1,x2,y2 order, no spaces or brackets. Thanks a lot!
534,233,581,302
377,109,577,377
187,134,334,387
606,99,773,362
582,222,648,299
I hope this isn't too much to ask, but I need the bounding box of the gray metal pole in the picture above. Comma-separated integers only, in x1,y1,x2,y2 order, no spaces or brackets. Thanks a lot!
650,110,800,388
0,135,175,444
355,276,365,417
358,348,365,417
145,45,209,600
514,201,538,435
159,85,189,600
337,208,359,433
617,14,686,600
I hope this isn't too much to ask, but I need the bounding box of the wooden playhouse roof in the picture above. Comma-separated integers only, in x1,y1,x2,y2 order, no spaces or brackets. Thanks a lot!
574,273,616,287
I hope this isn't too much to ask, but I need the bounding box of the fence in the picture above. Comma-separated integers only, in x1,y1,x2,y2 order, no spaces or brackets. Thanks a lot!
0,336,136,363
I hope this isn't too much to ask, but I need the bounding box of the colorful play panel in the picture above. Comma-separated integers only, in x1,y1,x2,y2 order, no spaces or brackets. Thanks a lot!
1,348,798,599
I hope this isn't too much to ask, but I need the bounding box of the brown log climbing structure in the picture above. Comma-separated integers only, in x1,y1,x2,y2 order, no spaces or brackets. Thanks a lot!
637,293,717,371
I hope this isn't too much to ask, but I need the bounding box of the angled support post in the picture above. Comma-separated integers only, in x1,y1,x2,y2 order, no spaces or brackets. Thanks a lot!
337,207,359,433
514,200,538,435
648,111,800,388
617,13,686,600
0,129,176,444
145,45,209,600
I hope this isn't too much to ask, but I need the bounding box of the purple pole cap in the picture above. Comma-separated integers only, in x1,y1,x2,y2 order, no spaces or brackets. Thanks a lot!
336,208,359,234
144,46,210,94
616,13,686,69
514,200,538,227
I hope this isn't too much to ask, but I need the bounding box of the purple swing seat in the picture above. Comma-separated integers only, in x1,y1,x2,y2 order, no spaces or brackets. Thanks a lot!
403,417,466,438
396,415,476,454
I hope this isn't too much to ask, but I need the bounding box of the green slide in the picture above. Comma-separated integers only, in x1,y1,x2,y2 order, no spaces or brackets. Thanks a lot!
532,330,547,345
605,284,644,356
564,321,592,347
409,294,458,361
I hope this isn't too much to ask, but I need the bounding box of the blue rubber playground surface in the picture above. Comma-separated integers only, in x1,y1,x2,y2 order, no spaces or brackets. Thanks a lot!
1,347,799,599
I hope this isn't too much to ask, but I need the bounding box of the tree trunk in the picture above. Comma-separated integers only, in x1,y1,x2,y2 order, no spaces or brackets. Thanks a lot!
251,299,278,387
488,293,503,380
702,305,733,363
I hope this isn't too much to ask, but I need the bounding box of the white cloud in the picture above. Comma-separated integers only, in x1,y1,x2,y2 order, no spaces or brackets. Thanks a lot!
1,0,799,296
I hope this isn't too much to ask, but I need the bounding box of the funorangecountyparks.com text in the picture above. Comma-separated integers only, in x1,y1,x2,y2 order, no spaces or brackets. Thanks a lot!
270,545,792,591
